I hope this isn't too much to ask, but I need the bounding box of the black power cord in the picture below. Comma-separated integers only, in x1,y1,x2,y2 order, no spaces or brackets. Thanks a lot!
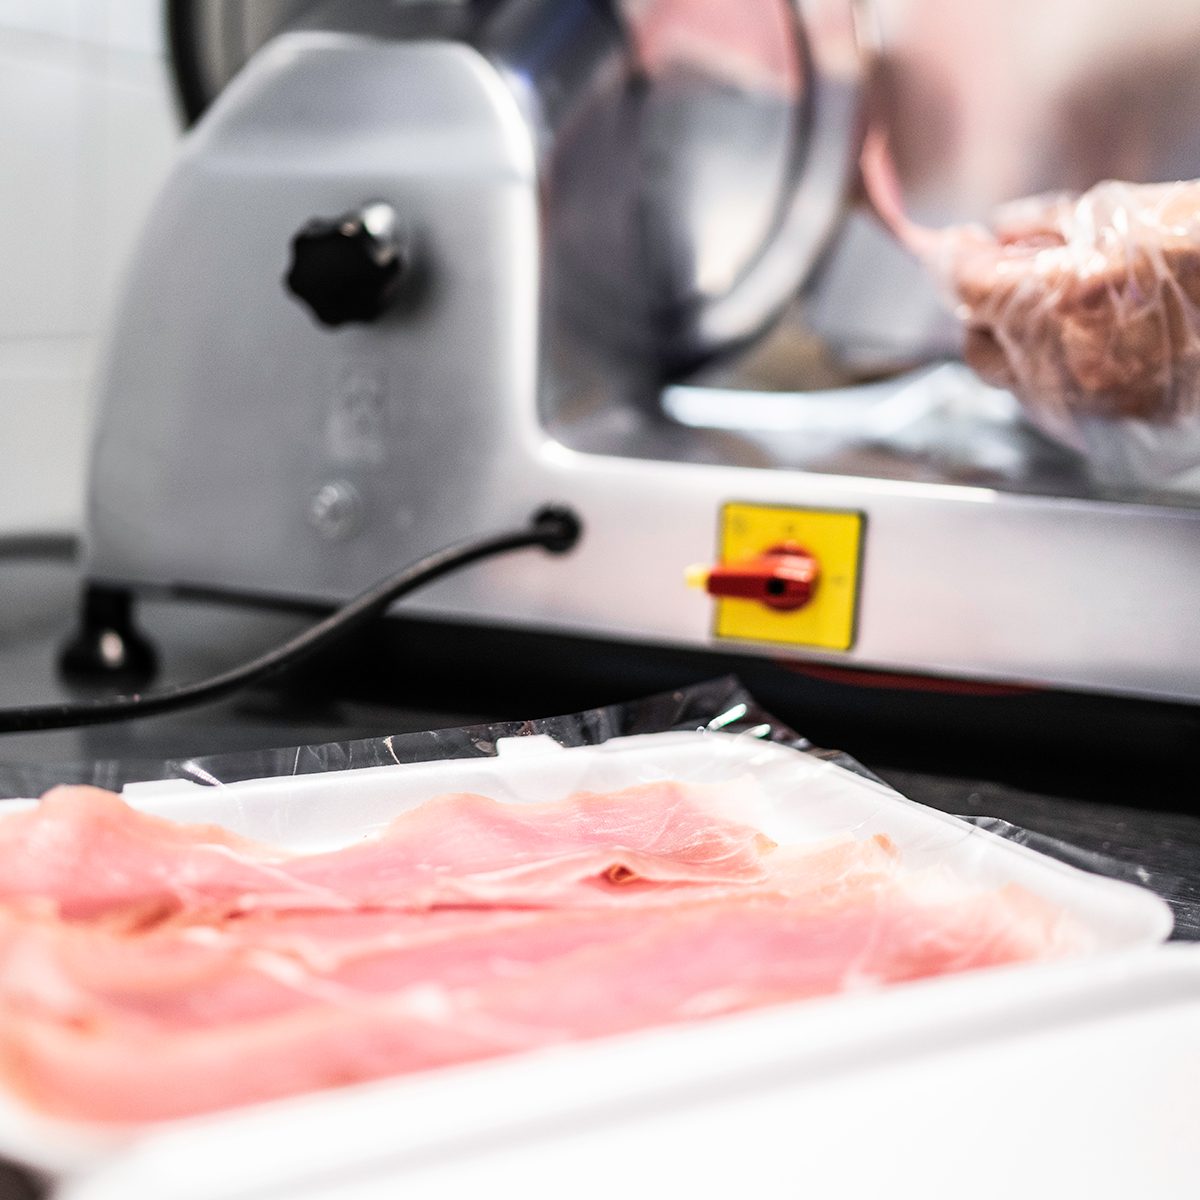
0,507,581,734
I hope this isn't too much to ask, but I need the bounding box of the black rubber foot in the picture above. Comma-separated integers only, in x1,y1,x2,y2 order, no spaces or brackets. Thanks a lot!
57,585,158,687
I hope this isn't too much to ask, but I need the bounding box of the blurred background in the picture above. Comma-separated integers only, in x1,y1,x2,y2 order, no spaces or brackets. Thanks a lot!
0,0,175,535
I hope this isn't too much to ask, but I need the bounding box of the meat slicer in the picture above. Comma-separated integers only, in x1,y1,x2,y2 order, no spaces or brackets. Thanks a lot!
75,0,1200,702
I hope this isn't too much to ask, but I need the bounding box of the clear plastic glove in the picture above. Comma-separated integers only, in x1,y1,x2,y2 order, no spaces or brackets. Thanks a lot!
937,181,1200,425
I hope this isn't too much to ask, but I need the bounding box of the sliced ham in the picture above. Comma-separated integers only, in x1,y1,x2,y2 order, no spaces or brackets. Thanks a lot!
0,837,901,1030
0,880,1078,1124
0,782,777,921
285,782,777,907
0,788,323,923
0,782,1086,1125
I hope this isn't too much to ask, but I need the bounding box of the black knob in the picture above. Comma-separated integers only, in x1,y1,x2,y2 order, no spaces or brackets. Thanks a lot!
285,202,406,327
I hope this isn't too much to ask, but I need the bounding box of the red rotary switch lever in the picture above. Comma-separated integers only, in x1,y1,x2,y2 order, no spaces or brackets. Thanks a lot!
688,542,820,612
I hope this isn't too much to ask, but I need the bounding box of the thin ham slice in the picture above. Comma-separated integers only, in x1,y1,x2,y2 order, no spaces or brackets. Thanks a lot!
283,782,777,908
0,836,900,1032
0,788,323,923
0,881,1079,1124
0,783,776,921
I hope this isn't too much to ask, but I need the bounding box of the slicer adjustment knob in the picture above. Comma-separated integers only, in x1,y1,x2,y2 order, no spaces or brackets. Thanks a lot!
285,203,407,327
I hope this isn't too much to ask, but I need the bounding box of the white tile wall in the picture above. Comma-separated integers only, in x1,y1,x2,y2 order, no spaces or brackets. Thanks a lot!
0,0,177,533
0,0,164,53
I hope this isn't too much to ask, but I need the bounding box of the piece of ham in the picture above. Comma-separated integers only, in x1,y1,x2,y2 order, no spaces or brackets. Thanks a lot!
284,782,778,908
0,879,1079,1124
0,782,776,921
0,788,322,924
0,836,902,1032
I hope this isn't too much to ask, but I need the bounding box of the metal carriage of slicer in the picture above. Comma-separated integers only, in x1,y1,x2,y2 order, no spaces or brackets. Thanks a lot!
63,0,1200,704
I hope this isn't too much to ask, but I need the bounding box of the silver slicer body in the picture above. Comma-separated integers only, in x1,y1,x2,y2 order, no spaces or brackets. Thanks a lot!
80,0,1200,701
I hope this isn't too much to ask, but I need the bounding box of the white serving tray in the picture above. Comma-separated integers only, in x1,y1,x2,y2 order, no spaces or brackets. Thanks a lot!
54,946,1200,1200
0,730,1175,1185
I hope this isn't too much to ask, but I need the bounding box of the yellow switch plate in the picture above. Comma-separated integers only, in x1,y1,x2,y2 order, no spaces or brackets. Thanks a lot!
713,503,865,651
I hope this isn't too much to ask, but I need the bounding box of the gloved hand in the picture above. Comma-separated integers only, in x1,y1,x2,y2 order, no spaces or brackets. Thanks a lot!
938,181,1200,422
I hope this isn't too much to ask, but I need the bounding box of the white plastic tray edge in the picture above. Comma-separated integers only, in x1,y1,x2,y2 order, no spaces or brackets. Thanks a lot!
49,945,1200,1200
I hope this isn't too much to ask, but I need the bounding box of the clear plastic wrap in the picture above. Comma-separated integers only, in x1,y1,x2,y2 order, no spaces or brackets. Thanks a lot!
956,815,1197,941
167,677,1191,940
0,678,870,800
933,180,1200,488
